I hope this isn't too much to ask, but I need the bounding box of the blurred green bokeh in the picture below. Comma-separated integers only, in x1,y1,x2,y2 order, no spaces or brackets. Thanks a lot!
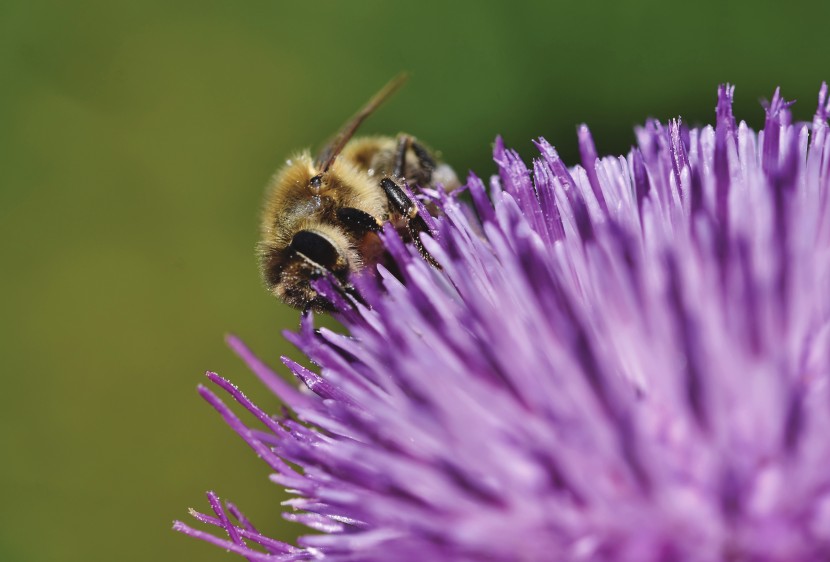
2,1,828,560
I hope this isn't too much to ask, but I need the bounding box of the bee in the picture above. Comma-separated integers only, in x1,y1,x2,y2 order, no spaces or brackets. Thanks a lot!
258,74,458,311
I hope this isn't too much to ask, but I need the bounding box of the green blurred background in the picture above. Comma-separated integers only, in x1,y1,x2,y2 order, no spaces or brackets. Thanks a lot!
2,1,828,560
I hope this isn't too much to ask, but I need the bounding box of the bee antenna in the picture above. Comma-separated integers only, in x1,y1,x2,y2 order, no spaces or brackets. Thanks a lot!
316,72,409,173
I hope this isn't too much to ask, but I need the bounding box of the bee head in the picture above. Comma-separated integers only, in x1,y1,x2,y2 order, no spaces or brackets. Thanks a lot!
260,228,352,311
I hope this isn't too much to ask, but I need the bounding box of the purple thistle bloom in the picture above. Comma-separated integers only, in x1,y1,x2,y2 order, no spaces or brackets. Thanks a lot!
175,84,830,561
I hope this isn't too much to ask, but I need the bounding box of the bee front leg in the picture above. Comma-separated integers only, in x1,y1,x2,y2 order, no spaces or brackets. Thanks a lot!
379,177,438,266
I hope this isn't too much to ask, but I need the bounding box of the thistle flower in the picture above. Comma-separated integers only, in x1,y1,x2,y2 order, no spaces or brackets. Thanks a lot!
175,84,830,561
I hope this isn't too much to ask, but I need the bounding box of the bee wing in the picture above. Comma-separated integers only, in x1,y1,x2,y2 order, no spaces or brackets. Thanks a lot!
316,73,409,173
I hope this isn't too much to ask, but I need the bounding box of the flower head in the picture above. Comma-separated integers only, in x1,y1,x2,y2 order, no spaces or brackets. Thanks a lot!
176,84,830,560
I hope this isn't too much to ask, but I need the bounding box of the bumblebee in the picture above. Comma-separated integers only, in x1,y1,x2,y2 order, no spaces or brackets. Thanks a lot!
258,74,458,311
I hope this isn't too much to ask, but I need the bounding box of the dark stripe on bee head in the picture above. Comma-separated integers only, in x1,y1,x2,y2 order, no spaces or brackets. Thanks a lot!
289,230,343,271
336,207,382,235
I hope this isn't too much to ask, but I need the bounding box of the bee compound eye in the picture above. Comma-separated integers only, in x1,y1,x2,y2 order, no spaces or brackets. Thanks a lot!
260,247,285,288
289,230,343,271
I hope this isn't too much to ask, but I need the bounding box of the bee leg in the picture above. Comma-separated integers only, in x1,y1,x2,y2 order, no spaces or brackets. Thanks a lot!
342,283,368,307
394,134,436,185
393,135,411,180
379,177,438,266
409,140,436,184
313,276,367,312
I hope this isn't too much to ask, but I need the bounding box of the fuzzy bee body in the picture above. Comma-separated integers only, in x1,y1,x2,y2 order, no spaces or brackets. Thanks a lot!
258,76,457,311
